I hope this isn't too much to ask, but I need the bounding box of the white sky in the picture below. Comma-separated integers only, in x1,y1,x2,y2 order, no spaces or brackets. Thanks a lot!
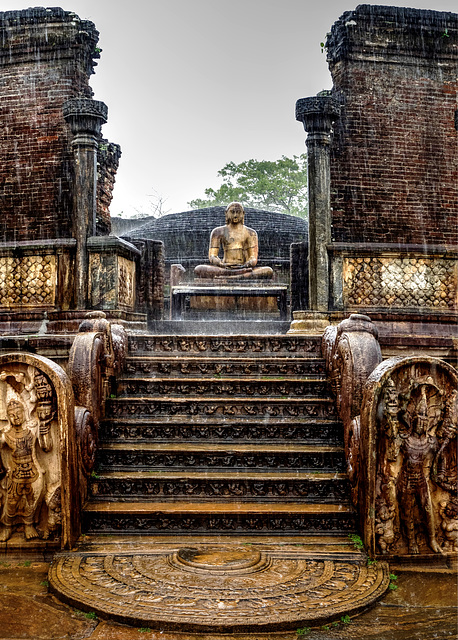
2,0,457,216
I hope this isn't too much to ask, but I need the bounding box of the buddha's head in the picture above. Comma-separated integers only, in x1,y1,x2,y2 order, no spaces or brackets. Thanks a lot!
225,202,245,225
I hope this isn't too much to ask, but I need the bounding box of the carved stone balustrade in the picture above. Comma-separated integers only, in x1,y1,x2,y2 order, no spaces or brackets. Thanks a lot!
322,314,382,504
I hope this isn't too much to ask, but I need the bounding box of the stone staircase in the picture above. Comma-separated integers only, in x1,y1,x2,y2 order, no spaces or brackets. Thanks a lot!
82,333,357,538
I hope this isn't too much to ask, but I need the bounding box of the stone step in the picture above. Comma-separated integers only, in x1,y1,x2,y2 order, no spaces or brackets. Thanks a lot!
96,442,345,472
74,533,364,559
106,396,337,420
128,334,322,357
117,377,330,398
124,356,326,377
149,319,293,335
82,500,357,536
99,417,343,444
89,470,351,503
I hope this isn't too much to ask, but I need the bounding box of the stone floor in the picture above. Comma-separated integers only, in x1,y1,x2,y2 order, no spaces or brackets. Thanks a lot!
0,557,456,640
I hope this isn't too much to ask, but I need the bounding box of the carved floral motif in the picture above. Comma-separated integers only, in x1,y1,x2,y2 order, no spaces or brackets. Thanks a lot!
128,336,320,355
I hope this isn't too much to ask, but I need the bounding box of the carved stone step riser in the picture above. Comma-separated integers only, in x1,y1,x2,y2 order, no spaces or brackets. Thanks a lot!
117,379,330,398
107,400,337,420
129,336,321,356
125,360,327,377
90,479,351,503
82,513,357,536
97,451,346,472
99,423,343,444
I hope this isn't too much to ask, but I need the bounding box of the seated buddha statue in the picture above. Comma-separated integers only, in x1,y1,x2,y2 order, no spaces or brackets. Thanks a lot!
194,202,273,280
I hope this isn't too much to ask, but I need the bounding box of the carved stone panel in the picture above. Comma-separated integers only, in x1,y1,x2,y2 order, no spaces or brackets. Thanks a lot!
360,356,458,558
343,256,457,310
0,255,56,307
89,253,135,310
0,354,77,547
118,255,135,308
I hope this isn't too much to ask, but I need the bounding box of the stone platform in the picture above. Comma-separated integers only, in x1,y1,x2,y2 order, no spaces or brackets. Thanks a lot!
170,284,288,320
49,542,390,632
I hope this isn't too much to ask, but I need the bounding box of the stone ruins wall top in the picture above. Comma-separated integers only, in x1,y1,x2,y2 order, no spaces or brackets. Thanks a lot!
0,8,118,241
326,4,458,246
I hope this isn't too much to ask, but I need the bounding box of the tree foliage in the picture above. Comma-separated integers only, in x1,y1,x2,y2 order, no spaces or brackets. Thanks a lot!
188,155,308,218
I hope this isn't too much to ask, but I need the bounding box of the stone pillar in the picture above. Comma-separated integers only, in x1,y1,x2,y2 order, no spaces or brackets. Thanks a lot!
296,95,340,312
63,98,107,309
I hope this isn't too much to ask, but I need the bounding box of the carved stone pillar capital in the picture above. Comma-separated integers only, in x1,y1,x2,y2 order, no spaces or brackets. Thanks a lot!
63,98,107,146
295,95,340,145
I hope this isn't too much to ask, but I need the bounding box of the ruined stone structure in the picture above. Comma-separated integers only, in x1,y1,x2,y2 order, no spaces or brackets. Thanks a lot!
0,4,455,633
0,8,162,328
293,5,457,328
0,8,98,241
327,5,457,247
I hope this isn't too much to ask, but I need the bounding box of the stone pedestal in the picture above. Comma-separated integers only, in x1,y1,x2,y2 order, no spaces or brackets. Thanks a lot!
287,310,330,335
171,284,288,320
87,237,140,311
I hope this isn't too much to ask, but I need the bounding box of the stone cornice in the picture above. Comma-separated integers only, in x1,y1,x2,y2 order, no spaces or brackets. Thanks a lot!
0,8,100,74
326,5,458,72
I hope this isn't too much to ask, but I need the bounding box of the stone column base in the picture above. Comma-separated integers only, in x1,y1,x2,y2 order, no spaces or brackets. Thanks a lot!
287,310,330,335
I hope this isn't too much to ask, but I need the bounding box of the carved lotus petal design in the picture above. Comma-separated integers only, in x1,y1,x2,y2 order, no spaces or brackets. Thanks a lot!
50,547,390,632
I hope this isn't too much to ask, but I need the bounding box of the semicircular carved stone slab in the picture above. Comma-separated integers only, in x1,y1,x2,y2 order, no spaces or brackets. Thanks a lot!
49,547,390,632
360,356,458,558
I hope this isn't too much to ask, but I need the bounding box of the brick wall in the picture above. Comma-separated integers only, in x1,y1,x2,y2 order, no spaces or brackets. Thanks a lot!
0,8,104,242
327,5,458,246
97,140,122,236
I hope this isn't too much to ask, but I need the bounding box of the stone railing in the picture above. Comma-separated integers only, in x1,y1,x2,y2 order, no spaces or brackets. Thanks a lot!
324,314,458,560
68,312,127,507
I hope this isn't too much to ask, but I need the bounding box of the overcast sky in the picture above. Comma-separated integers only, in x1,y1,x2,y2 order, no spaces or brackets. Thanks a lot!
2,0,457,217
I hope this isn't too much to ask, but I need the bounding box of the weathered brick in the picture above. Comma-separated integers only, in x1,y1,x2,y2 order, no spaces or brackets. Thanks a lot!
327,5,458,246
0,8,119,242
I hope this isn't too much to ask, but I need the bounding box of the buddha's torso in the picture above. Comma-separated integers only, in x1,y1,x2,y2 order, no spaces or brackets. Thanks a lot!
214,225,257,265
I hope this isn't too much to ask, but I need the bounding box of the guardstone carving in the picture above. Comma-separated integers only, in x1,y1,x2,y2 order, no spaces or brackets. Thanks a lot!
0,353,76,547
360,356,458,557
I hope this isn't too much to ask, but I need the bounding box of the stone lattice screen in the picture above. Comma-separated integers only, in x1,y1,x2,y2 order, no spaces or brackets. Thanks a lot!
343,256,457,310
330,246,457,312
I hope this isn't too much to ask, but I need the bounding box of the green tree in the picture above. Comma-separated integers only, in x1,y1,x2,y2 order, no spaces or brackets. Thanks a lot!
188,155,308,218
